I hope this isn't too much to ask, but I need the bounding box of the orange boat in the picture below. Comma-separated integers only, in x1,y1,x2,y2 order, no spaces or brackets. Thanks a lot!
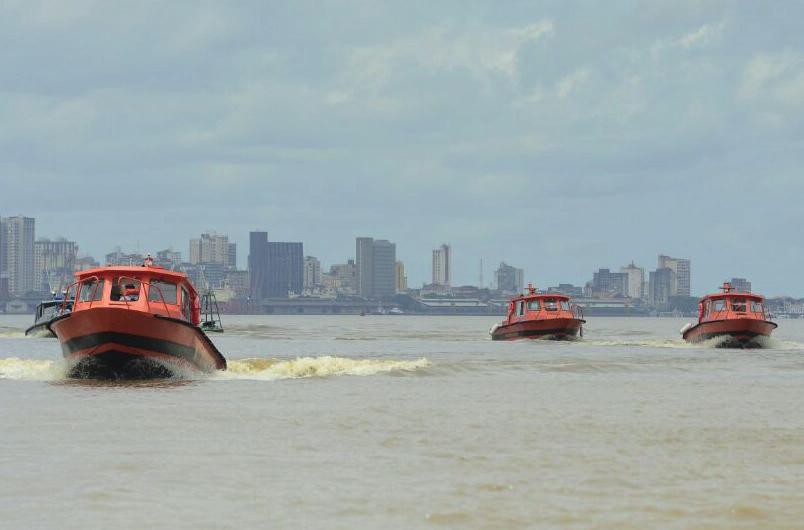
48,259,227,379
681,282,777,348
491,285,585,341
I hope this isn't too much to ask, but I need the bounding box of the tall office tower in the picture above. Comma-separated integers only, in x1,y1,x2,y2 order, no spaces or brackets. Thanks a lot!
730,278,752,293
657,255,691,296
248,231,269,299
356,237,375,297
649,267,675,306
0,215,6,295
620,262,645,299
34,238,77,292
228,243,237,269
189,232,232,266
495,262,524,293
266,242,303,297
432,244,451,286
304,256,322,289
2,216,35,296
395,261,407,293
371,240,396,298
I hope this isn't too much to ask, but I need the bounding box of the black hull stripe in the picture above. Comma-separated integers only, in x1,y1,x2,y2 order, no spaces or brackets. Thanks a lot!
62,332,197,365
492,328,580,341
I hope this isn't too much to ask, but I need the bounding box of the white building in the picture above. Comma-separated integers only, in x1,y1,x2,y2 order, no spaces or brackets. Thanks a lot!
432,244,451,287
190,233,235,268
1,216,35,296
620,262,645,299
304,256,322,289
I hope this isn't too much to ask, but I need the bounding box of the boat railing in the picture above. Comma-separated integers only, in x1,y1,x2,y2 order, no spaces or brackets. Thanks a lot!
59,276,100,314
572,305,584,320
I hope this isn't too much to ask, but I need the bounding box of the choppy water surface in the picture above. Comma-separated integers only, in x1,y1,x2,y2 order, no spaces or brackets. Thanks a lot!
1,315,803,529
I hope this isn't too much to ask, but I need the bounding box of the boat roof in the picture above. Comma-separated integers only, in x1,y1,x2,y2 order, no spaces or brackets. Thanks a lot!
75,265,189,283
700,282,764,302
512,290,571,302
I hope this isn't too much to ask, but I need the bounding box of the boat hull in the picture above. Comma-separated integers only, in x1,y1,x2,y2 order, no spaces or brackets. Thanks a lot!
682,319,777,348
491,318,584,341
49,307,227,379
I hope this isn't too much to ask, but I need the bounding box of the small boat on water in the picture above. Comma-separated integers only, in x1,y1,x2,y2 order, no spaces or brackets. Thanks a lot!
48,258,227,379
490,285,585,341
25,297,72,338
681,282,777,348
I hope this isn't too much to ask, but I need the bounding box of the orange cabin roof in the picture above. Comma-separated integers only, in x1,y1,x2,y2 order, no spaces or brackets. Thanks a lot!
74,265,197,296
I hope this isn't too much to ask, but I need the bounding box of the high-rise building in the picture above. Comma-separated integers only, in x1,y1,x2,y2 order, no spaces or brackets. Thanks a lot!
1,216,35,296
591,268,628,297
249,231,268,299
649,267,675,306
658,255,691,296
267,242,304,297
189,233,233,267
0,216,6,296
355,237,396,299
395,261,407,293
34,238,77,293
105,249,144,266
156,248,182,269
495,262,524,293
730,278,752,293
304,256,322,289
620,262,645,299
432,244,451,287
356,237,374,298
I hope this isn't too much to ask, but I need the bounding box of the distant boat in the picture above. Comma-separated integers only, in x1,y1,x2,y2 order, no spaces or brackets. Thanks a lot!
48,259,227,379
490,285,585,341
25,298,71,338
681,282,776,348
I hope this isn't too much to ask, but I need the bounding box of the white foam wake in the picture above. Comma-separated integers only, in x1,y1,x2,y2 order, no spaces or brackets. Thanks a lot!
0,358,65,381
217,356,431,381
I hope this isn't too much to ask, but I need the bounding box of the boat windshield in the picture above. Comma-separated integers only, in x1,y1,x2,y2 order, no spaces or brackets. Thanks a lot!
111,277,142,301
731,298,747,312
527,300,541,311
560,300,570,311
149,280,178,304
712,299,726,312
750,300,764,313
544,299,557,311
78,279,104,302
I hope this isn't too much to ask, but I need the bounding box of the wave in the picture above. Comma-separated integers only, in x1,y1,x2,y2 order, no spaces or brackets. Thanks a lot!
0,326,25,338
218,356,430,380
0,357,64,381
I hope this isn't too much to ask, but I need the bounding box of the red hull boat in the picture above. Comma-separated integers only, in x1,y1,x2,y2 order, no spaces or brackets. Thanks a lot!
49,261,227,379
681,282,777,348
491,285,585,341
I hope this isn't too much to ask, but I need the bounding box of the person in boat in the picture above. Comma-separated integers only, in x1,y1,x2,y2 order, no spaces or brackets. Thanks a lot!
122,284,139,301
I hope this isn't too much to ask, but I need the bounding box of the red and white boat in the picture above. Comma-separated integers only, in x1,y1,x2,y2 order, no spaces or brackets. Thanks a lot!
491,285,585,341
681,282,777,348
48,259,227,379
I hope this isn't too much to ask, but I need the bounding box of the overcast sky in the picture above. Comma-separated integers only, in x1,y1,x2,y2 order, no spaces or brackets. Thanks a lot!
1,1,803,295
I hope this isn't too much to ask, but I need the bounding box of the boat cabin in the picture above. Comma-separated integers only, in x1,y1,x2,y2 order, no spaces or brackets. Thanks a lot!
63,264,202,325
504,285,582,324
698,283,769,323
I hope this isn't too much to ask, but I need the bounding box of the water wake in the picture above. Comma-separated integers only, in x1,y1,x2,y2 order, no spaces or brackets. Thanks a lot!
218,356,430,380
0,357,64,381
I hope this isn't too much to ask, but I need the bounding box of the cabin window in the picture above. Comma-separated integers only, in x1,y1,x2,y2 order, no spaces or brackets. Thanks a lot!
181,287,191,320
527,300,541,311
148,280,178,304
731,298,747,312
750,300,764,313
516,301,525,316
544,298,558,311
703,301,711,316
111,278,141,301
78,279,104,302
712,299,726,312
560,300,570,311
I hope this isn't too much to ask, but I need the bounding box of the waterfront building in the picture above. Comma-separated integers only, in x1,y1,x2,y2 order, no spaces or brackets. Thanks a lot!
249,231,269,299
649,267,675,306
495,262,524,294
658,255,691,296
591,268,628,297
304,256,322,289
105,249,144,266
156,248,182,270
1,216,35,296
75,256,100,271
34,238,77,293
224,270,250,299
330,259,357,294
396,261,407,293
432,244,451,287
0,215,6,296
547,284,584,298
620,262,645,299
730,277,752,293
189,233,234,268
355,237,397,299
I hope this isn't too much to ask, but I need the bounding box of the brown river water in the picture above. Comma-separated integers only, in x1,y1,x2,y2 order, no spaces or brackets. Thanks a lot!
1,315,803,529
